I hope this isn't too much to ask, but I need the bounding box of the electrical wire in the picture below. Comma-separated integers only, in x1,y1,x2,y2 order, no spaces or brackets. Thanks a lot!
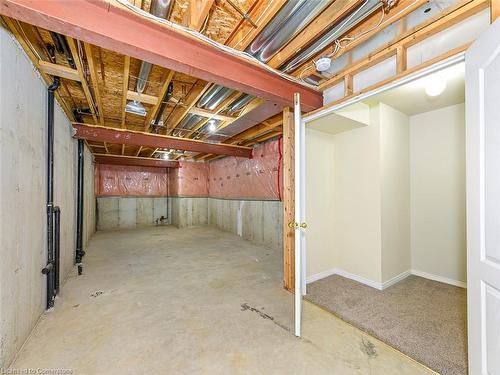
299,0,421,84
115,0,317,90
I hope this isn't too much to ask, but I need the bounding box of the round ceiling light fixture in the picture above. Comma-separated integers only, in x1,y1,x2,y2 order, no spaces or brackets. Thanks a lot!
208,120,217,133
315,57,331,72
425,75,447,97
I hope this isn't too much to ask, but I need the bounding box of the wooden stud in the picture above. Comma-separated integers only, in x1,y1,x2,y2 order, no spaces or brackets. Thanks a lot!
319,0,488,91
491,0,500,21
313,43,472,116
289,0,429,78
38,60,80,81
396,45,407,74
344,74,353,97
83,43,105,126
282,106,294,291
66,37,98,124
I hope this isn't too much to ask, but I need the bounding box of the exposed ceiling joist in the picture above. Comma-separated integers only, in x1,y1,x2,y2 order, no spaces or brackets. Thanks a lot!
67,37,98,124
83,42,105,126
93,153,179,168
72,123,253,158
0,0,322,111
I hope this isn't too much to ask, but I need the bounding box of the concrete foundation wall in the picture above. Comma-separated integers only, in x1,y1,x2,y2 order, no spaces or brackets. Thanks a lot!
0,27,95,367
208,199,283,252
170,197,208,228
96,197,170,230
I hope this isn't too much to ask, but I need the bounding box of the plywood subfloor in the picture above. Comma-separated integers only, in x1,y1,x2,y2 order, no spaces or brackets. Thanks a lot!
11,227,433,374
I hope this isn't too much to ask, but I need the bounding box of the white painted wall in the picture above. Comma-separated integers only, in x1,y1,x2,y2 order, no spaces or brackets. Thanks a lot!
379,104,411,281
305,128,336,277
0,26,95,367
410,103,466,284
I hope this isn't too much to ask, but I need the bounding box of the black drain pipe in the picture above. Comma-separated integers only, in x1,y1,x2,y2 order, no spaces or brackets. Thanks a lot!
54,206,61,295
75,139,85,275
42,77,60,310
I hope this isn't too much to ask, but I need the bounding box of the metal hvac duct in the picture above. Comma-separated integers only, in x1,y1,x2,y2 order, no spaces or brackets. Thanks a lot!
179,113,202,129
227,94,255,114
281,0,383,73
125,0,173,116
246,0,332,63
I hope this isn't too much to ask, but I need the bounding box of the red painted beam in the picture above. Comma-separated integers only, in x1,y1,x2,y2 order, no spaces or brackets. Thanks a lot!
72,123,252,158
0,0,323,111
93,154,179,168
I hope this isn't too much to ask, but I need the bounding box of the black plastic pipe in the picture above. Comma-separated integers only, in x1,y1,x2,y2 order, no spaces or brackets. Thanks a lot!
42,77,60,310
75,139,85,275
153,82,174,127
54,206,61,295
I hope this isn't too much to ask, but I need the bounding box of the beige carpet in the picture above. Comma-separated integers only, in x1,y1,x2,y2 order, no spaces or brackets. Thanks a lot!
305,275,467,375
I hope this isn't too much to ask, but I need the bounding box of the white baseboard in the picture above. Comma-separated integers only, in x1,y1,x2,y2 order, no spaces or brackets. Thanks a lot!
306,268,465,289
306,268,337,284
381,270,411,290
411,269,467,289
333,268,384,290
306,268,384,290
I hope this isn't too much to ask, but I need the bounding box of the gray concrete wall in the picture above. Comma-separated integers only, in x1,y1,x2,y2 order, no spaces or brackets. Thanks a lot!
0,26,95,367
170,197,208,228
208,199,283,252
96,197,170,230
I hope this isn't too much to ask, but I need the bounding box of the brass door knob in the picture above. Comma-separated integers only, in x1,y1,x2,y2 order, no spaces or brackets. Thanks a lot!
300,222,307,229
288,221,298,229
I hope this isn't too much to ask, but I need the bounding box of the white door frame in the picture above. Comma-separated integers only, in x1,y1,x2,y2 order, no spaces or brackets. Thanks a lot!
294,52,465,338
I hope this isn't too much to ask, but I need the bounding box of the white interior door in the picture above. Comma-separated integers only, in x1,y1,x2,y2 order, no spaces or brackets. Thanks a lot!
294,93,306,337
466,19,500,375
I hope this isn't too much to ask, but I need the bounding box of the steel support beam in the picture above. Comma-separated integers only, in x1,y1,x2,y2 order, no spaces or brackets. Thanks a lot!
0,0,322,111
94,154,180,168
72,123,252,158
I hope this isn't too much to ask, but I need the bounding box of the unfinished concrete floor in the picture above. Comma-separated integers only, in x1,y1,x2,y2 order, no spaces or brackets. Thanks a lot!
11,226,434,374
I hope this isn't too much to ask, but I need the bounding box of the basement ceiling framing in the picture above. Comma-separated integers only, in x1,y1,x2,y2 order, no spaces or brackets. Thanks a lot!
0,0,490,162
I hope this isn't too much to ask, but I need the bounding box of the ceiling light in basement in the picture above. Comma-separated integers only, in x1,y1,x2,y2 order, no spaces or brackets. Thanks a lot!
124,100,147,116
208,120,217,133
425,75,447,97
315,57,331,72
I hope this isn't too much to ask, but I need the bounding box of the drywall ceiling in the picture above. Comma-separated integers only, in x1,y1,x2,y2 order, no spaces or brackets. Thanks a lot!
307,102,369,135
363,62,465,116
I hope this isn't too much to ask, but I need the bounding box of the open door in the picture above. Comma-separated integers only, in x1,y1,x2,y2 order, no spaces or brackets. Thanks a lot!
466,19,500,375
293,93,306,337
